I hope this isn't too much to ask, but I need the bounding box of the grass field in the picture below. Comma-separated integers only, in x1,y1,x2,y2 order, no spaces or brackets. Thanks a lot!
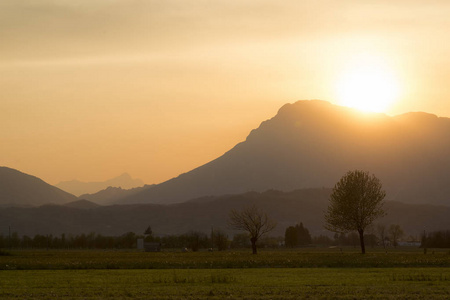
1,248,450,299
1,268,450,299
1,247,450,270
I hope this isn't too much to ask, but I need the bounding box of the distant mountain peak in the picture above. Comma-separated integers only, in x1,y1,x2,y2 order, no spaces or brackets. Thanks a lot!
56,173,145,196
117,172,131,178
115,100,450,206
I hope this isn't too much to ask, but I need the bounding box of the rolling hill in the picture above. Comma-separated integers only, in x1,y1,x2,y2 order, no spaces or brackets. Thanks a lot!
0,167,77,207
64,199,101,210
116,100,450,206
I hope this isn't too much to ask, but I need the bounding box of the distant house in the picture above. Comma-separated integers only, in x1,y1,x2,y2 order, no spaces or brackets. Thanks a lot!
398,240,421,247
144,242,161,252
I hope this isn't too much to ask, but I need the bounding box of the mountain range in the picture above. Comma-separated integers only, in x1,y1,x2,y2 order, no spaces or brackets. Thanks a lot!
56,173,145,196
2,99,450,237
3,100,450,207
1,189,449,238
112,100,450,206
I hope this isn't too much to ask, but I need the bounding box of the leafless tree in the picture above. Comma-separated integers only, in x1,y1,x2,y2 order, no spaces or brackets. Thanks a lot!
389,224,404,247
228,205,276,254
213,229,229,251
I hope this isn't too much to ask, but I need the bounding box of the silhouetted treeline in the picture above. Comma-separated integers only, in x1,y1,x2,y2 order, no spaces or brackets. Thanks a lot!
1,229,401,250
141,232,283,250
331,232,378,248
0,231,211,250
284,223,378,248
421,230,450,248
0,232,141,250
0,231,284,250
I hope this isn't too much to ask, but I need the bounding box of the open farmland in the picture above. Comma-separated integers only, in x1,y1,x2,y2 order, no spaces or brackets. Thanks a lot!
1,248,450,270
1,267,450,299
1,248,450,299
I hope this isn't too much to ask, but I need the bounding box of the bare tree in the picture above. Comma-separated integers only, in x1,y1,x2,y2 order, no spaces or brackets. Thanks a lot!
376,224,387,249
325,170,386,254
228,205,276,254
213,229,229,251
389,224,404,247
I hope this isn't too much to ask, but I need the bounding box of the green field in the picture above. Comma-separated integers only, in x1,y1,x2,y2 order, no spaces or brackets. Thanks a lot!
2,247,450,270
1,248,450,299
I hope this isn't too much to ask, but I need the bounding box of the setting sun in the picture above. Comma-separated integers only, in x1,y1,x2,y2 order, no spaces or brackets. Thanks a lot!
336,54,400,113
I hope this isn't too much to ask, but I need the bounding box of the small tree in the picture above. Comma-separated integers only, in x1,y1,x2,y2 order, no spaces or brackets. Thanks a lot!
296,223,312,245
144,226,153,242
144,226,153,236
285,222,312,247
325,170,386,254
388,224,404,247
228,205,276,254
284,226,298,248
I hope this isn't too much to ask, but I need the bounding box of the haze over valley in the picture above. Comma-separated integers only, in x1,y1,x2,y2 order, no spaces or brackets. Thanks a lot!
2,100,450,238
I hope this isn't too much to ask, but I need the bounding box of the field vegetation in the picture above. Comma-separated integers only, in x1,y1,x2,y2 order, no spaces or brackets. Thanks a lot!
1,267,449,299
1,247,450,299
1,247,450,270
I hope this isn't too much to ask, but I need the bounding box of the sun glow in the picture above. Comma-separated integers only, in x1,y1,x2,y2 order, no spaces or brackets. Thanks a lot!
336,54,400,113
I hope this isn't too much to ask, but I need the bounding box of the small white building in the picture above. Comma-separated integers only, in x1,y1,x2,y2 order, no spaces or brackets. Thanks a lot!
137,238,144,250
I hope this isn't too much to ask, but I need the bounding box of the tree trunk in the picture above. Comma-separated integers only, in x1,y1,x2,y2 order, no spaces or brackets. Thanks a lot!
251,237,257,255
358,229,365,254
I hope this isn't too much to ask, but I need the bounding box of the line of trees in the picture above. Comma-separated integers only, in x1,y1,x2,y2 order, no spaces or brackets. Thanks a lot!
421,230,450,248
0,232,141,250
376,224,405,248
283,223,410,248
0,230,283,251
0,225,434,251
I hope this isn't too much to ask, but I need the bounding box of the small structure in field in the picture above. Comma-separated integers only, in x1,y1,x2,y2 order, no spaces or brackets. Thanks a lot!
144,242,161,252
137,238,144,250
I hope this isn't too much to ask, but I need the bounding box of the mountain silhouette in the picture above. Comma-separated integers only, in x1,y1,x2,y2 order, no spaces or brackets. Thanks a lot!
116,100,450,206
56,173,145,196
0,167,77,207
78,185,154,205
2,189,449,237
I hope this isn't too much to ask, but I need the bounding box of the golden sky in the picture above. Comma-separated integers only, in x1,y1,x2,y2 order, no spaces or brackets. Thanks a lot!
1,0,450,185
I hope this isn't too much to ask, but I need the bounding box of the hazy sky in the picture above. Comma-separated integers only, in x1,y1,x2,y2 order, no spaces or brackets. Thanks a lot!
1,0,450,185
